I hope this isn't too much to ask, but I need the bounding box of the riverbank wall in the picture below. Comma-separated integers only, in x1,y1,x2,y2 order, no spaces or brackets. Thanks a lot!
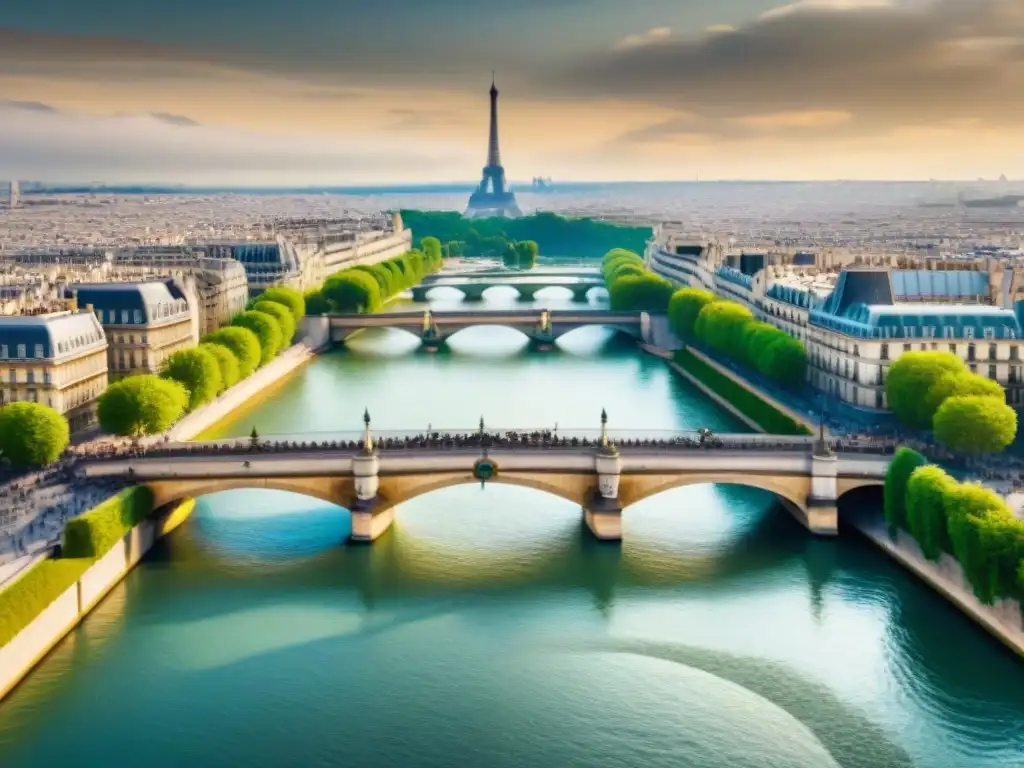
0,500,195,702
853,517,1024,658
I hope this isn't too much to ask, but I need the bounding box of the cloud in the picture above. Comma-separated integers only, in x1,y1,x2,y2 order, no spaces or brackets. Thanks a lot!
760,0,894,21
555,0,1024,142
613,26,672,50
150,112,201,127
0,99,59,113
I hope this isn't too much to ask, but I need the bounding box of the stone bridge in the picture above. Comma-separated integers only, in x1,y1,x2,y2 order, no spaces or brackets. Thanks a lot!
327,309,647,347
77,432,889,543
411,274,605,302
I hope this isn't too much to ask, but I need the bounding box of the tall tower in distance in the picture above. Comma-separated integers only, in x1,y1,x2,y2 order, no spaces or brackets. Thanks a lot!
465,75,522,219
7,180,19,209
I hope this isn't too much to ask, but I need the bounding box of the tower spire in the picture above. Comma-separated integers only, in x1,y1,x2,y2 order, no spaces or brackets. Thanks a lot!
487,73,501,168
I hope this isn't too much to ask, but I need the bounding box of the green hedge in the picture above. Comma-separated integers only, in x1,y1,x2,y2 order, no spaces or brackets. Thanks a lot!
0,558,93,647
63,486,154,558
672,349,812,435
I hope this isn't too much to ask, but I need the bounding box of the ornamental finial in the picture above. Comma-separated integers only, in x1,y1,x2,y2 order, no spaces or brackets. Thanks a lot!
364,408,371,426
362,408,374,455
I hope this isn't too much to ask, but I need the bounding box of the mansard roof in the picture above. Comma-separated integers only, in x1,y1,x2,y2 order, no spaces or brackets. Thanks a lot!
0,311,107,361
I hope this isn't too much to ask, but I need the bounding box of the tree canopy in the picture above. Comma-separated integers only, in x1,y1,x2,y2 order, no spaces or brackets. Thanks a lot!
322,270,382,314
257,286,305,323
161,347,222,411
199,342,240,393
97,375,188,437
304,289,331,315
886,352,968,429
883,446,927,534
252,300,297,346
933,395,1017,454
694,301,754,355
203,326,262,378
0,402,69,467
608,272,675,312
667,287,717,339
232,310,283,365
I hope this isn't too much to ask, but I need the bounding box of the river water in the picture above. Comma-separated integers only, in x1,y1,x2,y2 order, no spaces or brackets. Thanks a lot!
1,289,1022,768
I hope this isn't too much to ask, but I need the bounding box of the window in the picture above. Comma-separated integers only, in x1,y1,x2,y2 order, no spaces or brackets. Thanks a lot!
43,372,51,385
95,309,103,323
903,344,911,353
33,344,43,358
923,326,935,338
968,344,976,362
121,310,129,324
989,344,998,361
983,327,995,340
141,334,148,344
133,309,142,324
965,326,975,339
949,343,957,354
26,371,34,384
128,335,135,345
7,370,14,383
943,326,954,339
1012,347,1020,361
989,364,997,380
1012,367,1020,384
880,343,889,360
16,344,25,358
0,345,6,358
876,390,884,409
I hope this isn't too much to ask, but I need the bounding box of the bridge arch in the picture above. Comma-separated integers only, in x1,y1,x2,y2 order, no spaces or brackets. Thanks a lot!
550,323,643,342
147,476,356,510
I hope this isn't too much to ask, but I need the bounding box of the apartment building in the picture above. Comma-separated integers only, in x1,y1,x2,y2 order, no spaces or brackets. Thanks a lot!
0,309,109,433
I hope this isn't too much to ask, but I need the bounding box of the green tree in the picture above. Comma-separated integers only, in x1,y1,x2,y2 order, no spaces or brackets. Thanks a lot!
886,352,966,429
758,333,808,389
383,260,407,291
161,347,222,412
944,482,1018,604
883,447,927,534
252,300,297,346
695,301,754,356
232,310,283,366
514,240,539,270
921,370,1004,421
0,402,69,467
905,464,957,560
322,270,382,313
352,264,394,299
667,287,717,339
97,375,187,437
304,289,332,315
421,236,443,269
203,326,262,378
199,342,240,393
258,286,305,323
933,395,1017,454
607,273,675,312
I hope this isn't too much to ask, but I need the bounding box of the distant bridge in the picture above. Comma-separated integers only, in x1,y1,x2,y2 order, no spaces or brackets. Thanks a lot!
77,429,890,543
412,274,606,302
326,309,646,346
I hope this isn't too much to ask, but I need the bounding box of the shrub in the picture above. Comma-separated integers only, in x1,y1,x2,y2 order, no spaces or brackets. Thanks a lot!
933,395,1017,454
322,270,382,313
886,352,967,429
0,558,93,646
607,273,675,312
421,236,443,269
63,486,154,558
199,342,240,393
0,402,70,467
232,310,283,365
759,333,808,390
304,289,332,315
883,447,927,534
695,300,754,356
258,286,305,323
905,465,957,560
352,264,395,299
668,287,717,339
97,375,188,437
203,326,262,378
252,300,297,346
921,370,1003,423
161,347,222,411
943,482,1018,604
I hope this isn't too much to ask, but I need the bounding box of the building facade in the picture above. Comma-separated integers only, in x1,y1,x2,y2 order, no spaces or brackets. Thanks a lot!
69,281,196,379
0,309,109,433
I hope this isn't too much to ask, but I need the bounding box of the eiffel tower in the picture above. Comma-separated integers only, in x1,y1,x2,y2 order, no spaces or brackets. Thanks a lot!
465,75,523,219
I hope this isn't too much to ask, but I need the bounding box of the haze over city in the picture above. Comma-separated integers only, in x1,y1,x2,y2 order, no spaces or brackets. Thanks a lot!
3,0,1024,184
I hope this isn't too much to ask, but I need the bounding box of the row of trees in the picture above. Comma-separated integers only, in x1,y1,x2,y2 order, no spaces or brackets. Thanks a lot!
0,287,309,467
886,351,1017,454
885,448,1024,606
304,242,444,315
602,249,675,312
666,286,808,390
402,210,652,259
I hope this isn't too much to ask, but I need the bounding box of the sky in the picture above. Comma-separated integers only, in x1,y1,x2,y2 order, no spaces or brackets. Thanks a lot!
1,0,1023,184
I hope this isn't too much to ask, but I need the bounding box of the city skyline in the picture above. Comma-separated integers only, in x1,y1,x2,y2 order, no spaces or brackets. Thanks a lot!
1,0,1024,183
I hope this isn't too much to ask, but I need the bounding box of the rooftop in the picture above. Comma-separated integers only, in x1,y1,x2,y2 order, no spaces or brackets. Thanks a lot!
0,310,106,360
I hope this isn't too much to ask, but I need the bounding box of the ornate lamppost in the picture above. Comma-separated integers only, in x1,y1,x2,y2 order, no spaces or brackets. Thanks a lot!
362,408,375,455
599,408,618,457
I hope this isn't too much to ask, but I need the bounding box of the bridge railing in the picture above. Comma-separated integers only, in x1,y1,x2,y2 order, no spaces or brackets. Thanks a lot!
73,429,897,463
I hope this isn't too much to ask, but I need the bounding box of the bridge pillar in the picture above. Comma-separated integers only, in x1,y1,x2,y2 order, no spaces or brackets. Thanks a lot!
516,285,539,301
349,453,394,543
411,287,429,302
804,453,839,536
571,285,592,302
584,451,623,541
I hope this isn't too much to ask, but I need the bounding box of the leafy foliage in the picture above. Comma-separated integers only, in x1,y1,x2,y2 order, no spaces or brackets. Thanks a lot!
252,300,297,346
63,486,154,558
199,342,240,393
905,465,957,560
608,273,675,312
694,301,754,355
667,287,717,339
0,402,69,467
202,326,262,378
97,375,188,437
885,352,967,429
933,395,1017,454
232,310,283,365
161,347,222,411
304,289,331,315
257,286,305,323
883,447,927,535
0,558,92,646
322,270,382,314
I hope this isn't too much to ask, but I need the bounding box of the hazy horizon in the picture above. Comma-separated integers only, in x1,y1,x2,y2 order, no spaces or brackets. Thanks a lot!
2,0,1023,184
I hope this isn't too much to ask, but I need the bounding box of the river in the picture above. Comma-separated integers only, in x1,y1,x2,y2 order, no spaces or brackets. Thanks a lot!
1,289,1022,768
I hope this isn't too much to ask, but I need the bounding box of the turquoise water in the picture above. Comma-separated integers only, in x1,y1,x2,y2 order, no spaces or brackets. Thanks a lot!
0,311,1022,768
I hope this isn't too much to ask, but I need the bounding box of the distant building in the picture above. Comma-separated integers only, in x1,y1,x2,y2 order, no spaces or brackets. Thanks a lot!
0,310,109,433
69,281,196,379
8,180,18,209
465,77,522,219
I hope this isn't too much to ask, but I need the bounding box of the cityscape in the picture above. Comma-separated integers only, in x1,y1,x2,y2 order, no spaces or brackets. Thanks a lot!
1,1,1024,767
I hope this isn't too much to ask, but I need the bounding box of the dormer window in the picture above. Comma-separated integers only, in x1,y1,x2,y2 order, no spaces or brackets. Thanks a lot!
965,327,975,339
983,327,995,340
